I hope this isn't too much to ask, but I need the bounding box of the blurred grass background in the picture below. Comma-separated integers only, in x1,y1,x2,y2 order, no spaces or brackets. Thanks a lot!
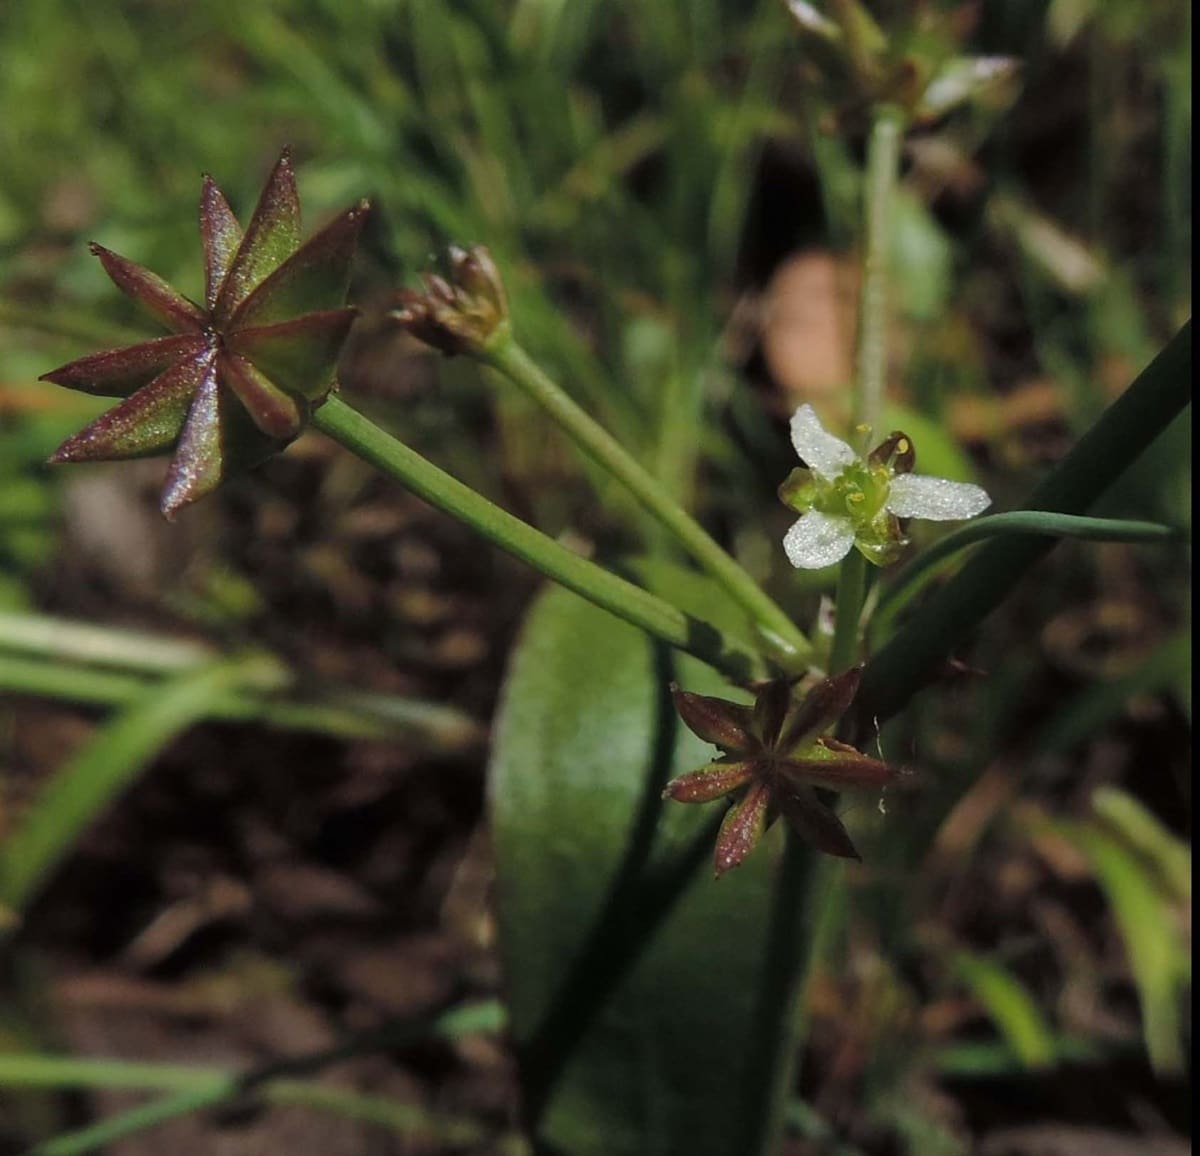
0,1,1190,1153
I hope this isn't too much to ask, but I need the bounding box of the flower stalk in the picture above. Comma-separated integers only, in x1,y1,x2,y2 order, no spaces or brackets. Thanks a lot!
854,107,904,452
310,395,764,682
479,336,813,666
832,104,907,668
751,100,912,1156
387,262,814,670
829,548,868,673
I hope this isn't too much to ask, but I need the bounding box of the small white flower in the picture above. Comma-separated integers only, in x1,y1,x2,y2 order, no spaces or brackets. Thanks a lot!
779,404,991,570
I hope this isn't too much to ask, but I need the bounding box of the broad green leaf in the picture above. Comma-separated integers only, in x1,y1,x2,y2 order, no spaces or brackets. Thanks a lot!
490,584,792,1155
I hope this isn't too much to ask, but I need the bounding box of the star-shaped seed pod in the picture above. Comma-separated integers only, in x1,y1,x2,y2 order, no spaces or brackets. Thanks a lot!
778,404,991,569
40,151,369,518
663,667,901,875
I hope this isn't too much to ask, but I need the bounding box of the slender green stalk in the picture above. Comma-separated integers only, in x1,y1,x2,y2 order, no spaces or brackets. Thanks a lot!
829,550,868,673
859,320,1192,724
736,831,817,1156
873,512,1178,639
853,107,905,435
829,106,906,674
751,103,909,1156
311,395,764,681
479,338,813,666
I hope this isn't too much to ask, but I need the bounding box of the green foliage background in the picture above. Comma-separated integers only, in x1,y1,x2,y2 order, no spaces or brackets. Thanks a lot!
0,1,1190,1152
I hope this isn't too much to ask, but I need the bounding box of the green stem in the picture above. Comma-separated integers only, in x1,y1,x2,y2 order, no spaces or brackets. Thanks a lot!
827,106,905,675
873,512,1178,640
749,102,908,1156
853,107,904,436
829,550,868,673
311,395,763,682
737,831,815,1156
859,320,1192,724
480,338,812,666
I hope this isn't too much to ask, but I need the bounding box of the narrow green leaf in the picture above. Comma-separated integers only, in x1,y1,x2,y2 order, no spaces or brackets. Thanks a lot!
860,321,1192,723
1069,827,1190,1075
0,656,271,922
873,512,1178,638
0,654,482,752
0,1055,497,1156
1090,786,1191,906
26,1086,229,1156
951,952,1057,1069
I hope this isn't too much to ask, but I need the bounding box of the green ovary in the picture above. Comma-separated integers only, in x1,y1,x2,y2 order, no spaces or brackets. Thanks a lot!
779,462,904,566
812,461,890,524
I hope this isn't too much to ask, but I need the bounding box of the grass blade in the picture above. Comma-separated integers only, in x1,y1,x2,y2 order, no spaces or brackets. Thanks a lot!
860,320,1191,723
0,656,271,924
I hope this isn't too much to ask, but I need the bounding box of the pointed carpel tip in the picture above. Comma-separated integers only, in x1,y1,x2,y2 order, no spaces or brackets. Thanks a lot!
713,856,737,879
159,492,183,521
159,470,189,521
47,432,93,464
258,149,297,200
333,201,371,234
839,665,865,695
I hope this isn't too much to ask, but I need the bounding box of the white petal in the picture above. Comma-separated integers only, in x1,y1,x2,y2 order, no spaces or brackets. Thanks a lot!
789,404,858,481
783,511,856,570
886,474,991,521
